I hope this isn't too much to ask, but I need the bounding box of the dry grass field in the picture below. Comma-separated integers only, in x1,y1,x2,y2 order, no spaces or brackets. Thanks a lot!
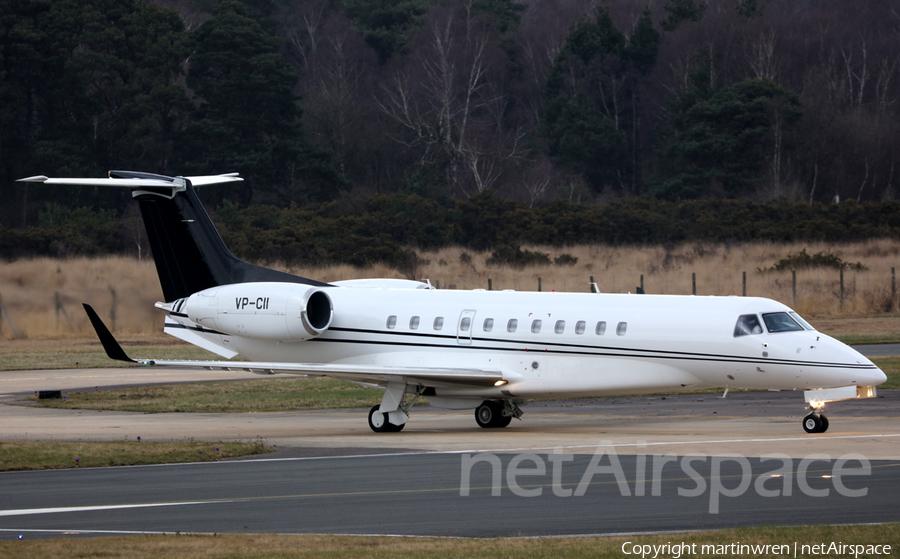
2,239,900,339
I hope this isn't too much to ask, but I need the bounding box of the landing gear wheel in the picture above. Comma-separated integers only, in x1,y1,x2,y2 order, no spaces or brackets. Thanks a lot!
475,401,511,428
802,413,823,434
387,420,406,433
368,405,406,433
368,405,391,433
475,401,497,428
819,415,829,433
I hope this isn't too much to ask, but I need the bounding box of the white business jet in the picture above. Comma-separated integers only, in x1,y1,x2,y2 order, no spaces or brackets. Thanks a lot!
19,171,886,433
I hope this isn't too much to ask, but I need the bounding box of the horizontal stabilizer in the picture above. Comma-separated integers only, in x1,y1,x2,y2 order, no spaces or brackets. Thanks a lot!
18,172,242,188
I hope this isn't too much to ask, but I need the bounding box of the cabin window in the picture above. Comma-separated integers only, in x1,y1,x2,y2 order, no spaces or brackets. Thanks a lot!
460,317,471,332
483,318,494,332
575,321,586,335
555,320,565,334
507,319,518,333
595,321,607,335
762,312,803,333
616,322,627,336
386,315,397,329
531,320,542,333
733,314,762,337
409,316,420,330
434,317,444,331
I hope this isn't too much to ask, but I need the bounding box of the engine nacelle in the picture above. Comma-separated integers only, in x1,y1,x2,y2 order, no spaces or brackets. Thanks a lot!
181,283,333,341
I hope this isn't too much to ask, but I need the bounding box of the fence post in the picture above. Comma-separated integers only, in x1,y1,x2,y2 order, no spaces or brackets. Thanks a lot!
742,271,746,296
55,292,72,331
692,272,696,295
792,270,797,306
640,274,644,292
110,287,117,333
488,278,492,291
0,293,20,339
590,275,596,293
840,268,844,313
892,267,896,309
538,277,542,292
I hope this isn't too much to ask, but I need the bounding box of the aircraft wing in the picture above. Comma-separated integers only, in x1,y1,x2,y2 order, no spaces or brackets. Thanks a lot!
83,304,509,389
128,359,505,388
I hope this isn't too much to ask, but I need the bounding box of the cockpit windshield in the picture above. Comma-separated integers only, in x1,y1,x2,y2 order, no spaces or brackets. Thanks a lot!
734,314,763,337
789,311,815,330
762,312,804,333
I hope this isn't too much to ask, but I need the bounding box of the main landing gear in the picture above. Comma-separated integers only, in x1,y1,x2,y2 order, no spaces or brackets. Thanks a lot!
367,393,524,432
368,405,405,433
475,400,523,429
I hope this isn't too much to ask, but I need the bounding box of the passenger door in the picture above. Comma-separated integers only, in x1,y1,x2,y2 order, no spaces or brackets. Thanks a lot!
456,309,476,345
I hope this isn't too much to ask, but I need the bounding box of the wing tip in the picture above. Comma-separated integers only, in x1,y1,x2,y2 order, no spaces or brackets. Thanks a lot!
82,303,135,363
17,175,49,183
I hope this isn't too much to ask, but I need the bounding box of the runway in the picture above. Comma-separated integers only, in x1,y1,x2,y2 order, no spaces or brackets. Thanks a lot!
1,446,899,539
1,363,899,538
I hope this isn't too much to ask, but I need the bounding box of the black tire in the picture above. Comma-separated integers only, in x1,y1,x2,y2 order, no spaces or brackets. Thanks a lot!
802,413,822,434
476,401,511,428
819,415,829,433
475,401,498,428
368,405,391,433
387,420,406,432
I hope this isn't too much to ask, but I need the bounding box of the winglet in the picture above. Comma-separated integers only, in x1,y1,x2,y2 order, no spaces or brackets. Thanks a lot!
17,175,49,183
82,304,136,363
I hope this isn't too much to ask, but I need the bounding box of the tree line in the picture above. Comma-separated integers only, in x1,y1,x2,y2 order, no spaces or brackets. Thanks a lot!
1,0,898,238
4,193,900,269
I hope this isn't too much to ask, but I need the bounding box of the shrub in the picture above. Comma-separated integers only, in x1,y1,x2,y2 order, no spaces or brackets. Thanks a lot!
554,253,578,266
486,245,551,268
759,249,868,272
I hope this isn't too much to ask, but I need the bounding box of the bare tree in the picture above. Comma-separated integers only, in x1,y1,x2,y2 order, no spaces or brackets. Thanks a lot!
748,29,778,80
377,0,521,197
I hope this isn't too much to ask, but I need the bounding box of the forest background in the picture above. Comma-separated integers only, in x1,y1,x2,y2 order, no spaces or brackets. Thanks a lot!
1,0,900,268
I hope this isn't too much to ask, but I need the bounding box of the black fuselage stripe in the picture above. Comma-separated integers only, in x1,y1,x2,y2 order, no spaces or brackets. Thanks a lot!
164,323,227,336
321,328,875,370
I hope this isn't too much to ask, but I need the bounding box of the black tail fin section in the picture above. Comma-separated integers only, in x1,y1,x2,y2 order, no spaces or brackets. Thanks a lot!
109,171,327,302
20,170,327,302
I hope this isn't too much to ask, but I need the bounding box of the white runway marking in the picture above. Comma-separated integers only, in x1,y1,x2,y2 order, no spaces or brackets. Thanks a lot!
0,501,218,518
239,432,900,464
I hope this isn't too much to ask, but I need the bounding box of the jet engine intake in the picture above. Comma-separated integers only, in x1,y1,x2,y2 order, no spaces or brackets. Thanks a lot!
182,283,333,341
297,288,333,337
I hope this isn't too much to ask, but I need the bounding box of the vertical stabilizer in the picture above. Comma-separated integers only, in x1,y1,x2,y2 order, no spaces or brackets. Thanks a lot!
20,171,328,302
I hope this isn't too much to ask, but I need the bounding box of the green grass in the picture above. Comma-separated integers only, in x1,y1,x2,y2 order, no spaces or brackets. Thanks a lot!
31,376,385,413
0,343,215,371
870,356,900,388
0,439,271,471
832,332,900,345
0,524,897,558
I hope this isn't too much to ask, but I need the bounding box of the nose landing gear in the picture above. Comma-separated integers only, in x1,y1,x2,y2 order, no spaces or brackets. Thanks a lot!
802,400,829,433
